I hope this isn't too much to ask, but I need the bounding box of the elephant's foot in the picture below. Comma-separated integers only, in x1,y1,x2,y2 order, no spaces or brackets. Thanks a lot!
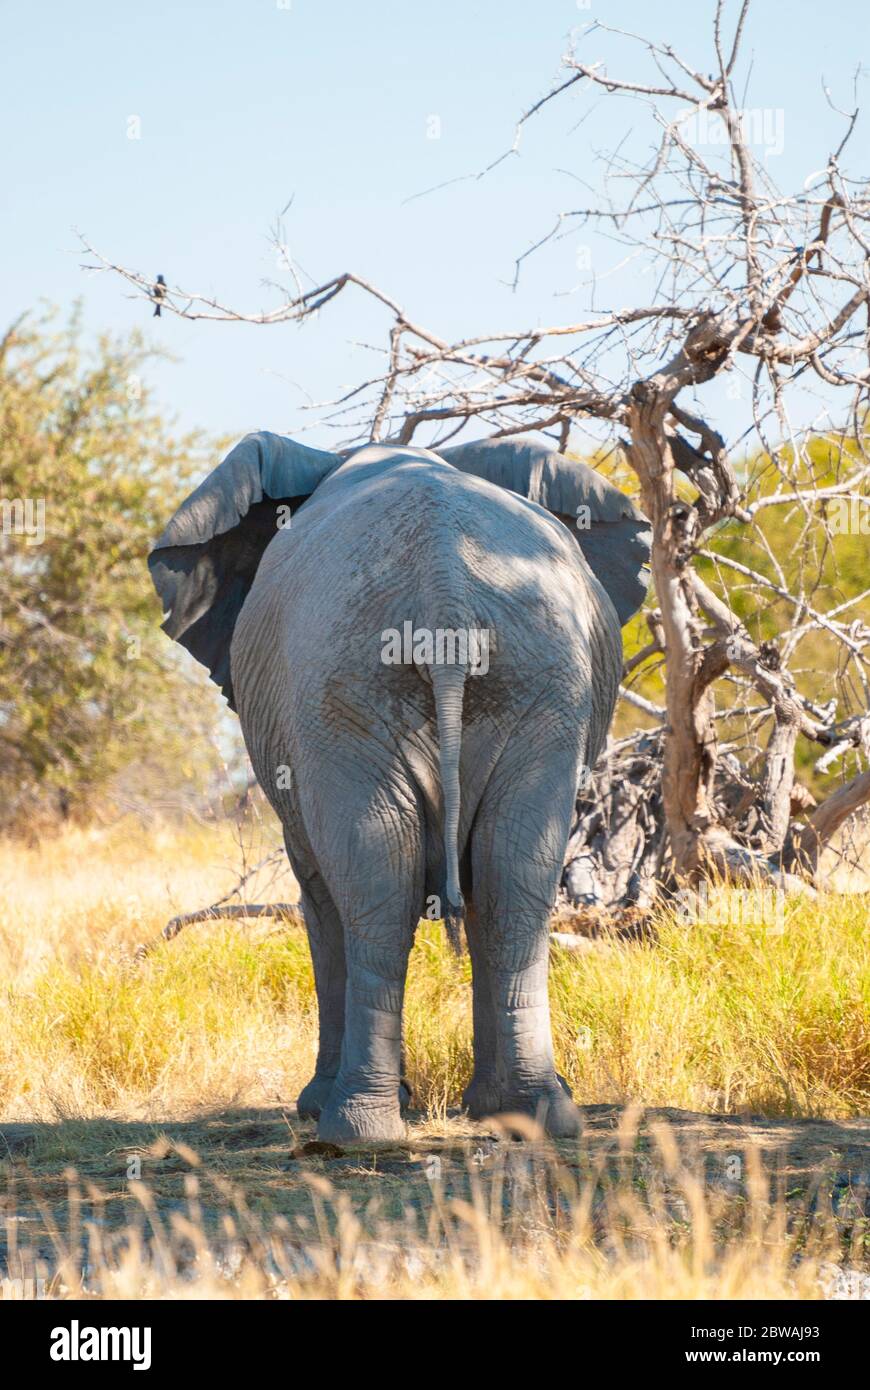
538,1087,583,1138
464,1071,574,1123
296,1073,337,1120
462,1074,502,1120
317,1094,406,1145
497,1078,583,1139
299,1074,411,1122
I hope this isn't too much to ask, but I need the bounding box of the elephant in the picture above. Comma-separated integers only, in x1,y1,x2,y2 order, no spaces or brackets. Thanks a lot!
150,432,650,1142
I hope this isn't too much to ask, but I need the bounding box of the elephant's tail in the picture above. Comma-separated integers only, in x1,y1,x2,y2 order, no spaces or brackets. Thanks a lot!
430,661,466,954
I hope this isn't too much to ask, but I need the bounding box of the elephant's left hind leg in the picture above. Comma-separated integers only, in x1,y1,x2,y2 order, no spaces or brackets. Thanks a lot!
313,782,425,1145
294,870,346,1120
293,868,412,1123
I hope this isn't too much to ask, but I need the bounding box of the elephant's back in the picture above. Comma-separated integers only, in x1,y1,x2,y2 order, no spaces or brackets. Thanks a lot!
232,454,621,739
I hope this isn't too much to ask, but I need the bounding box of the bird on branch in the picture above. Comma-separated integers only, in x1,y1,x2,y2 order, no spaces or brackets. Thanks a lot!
151,274,167,317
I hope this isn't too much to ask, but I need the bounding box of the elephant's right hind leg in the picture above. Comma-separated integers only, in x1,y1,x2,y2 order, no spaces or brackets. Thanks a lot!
462,903,502,1120
466,719,585,1139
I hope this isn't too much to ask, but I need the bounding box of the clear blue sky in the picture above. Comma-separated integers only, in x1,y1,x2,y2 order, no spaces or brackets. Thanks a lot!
3,0,867,451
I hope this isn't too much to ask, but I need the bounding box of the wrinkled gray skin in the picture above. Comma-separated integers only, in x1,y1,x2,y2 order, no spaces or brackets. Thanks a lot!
150,434,649,1143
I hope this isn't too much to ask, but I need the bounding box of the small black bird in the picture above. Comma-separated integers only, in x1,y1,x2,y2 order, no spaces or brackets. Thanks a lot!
151,274,167,317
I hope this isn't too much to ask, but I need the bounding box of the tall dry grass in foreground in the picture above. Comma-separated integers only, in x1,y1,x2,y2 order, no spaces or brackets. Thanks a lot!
0,819,868,1298
4,1114,862,1301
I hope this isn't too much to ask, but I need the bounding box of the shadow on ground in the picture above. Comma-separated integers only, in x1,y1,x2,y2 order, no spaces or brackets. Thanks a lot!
2,1105,869,1281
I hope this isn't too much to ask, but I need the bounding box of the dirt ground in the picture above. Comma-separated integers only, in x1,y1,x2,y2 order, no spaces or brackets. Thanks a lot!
3,1102,868,1285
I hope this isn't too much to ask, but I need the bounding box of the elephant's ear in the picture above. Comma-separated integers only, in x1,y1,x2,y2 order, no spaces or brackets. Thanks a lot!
149,432,338,709
439,435,651,625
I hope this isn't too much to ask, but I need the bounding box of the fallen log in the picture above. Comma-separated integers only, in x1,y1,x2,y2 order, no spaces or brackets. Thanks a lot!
135,901,303,960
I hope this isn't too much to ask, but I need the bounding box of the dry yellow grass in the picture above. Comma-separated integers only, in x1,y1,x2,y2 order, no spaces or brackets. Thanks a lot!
0,818,868,1299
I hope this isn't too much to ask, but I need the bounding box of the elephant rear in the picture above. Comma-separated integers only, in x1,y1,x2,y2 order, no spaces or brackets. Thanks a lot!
232,450,621,927
149,432,646,1142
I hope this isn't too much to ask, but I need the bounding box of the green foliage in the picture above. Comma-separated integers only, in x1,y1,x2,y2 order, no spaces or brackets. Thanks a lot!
614,430,870,792
0,309,229,830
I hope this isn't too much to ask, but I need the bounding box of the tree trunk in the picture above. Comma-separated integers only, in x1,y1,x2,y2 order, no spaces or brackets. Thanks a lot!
625,382,718,880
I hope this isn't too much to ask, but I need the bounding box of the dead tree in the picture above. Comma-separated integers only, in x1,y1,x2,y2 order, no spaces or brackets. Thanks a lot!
83,0,870,909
